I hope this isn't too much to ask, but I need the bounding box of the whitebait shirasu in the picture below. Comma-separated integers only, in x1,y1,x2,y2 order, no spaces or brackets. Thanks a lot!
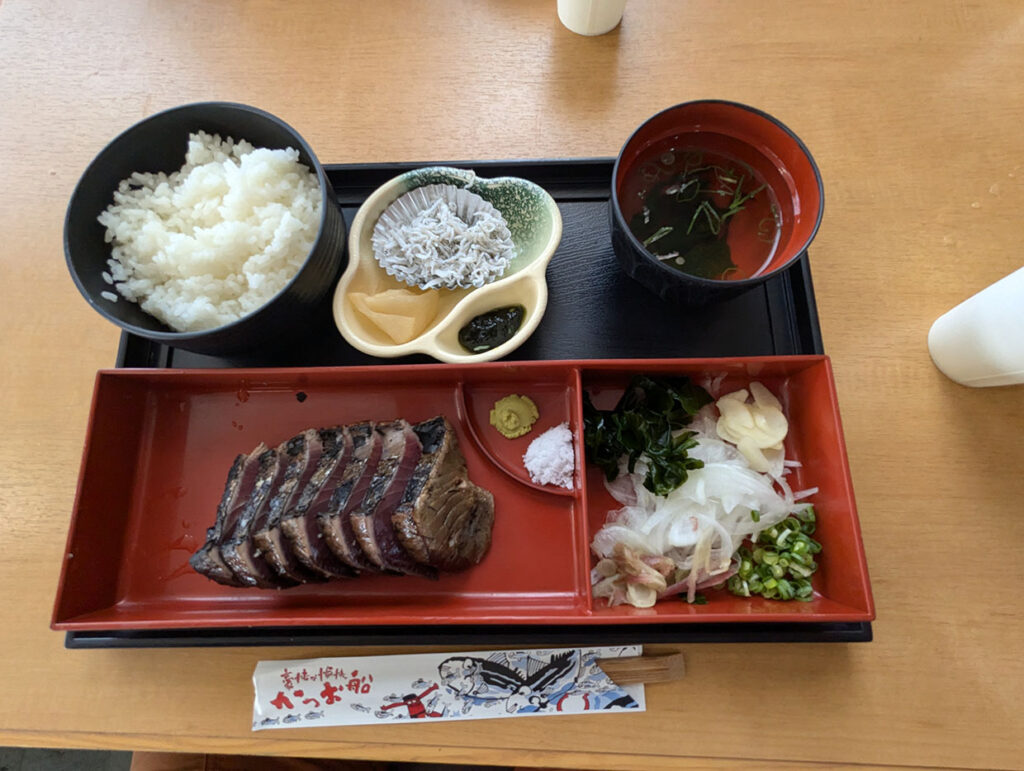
590,405,817,607
372,194,515,290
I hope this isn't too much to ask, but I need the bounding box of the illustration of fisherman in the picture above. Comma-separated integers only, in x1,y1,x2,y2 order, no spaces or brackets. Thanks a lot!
379,682,444,719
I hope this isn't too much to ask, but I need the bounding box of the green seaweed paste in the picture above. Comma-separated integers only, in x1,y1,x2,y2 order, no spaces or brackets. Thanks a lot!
458,305,526,354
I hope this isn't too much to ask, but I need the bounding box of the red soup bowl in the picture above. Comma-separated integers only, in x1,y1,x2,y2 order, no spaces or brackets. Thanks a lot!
610,100,824,305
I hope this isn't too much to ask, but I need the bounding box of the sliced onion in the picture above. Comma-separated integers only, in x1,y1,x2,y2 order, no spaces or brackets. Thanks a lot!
604,470,637,506
792,486,819,501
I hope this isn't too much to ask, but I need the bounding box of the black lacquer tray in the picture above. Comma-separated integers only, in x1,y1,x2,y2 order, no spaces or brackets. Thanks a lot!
66,158,869,648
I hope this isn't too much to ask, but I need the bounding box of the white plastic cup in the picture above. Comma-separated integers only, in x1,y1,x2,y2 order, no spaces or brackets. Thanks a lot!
557,0,626,35
927,266,1024,387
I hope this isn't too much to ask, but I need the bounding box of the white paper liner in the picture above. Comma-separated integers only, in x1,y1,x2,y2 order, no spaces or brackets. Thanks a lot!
378,184,498,230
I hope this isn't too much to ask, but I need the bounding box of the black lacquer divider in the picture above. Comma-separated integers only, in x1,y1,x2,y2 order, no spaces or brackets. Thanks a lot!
76,159,870,648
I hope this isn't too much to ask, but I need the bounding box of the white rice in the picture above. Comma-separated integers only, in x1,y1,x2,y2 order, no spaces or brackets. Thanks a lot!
523,422,575,490
97,131,321,332
371,196,514,290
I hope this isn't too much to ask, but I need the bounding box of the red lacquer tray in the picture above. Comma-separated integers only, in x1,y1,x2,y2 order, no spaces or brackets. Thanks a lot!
52,356,873,633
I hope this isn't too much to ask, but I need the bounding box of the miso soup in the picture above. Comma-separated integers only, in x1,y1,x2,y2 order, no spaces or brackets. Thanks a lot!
622,134,786,281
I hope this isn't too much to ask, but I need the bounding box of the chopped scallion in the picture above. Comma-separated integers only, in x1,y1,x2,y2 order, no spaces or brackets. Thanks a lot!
642,226,673,248
727,509,825,602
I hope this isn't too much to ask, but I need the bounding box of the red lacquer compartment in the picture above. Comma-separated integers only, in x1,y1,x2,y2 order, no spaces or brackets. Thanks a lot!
578,357,874,623
53,357,871,633
459,372,579,497
53,364,589,630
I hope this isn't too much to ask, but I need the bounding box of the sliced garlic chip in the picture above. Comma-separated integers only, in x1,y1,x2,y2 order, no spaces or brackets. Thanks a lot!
715,382,788,471
737,436,775,473
750,381,782,412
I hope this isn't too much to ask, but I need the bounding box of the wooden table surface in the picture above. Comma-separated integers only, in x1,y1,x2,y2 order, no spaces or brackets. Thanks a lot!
2,1,1022,768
